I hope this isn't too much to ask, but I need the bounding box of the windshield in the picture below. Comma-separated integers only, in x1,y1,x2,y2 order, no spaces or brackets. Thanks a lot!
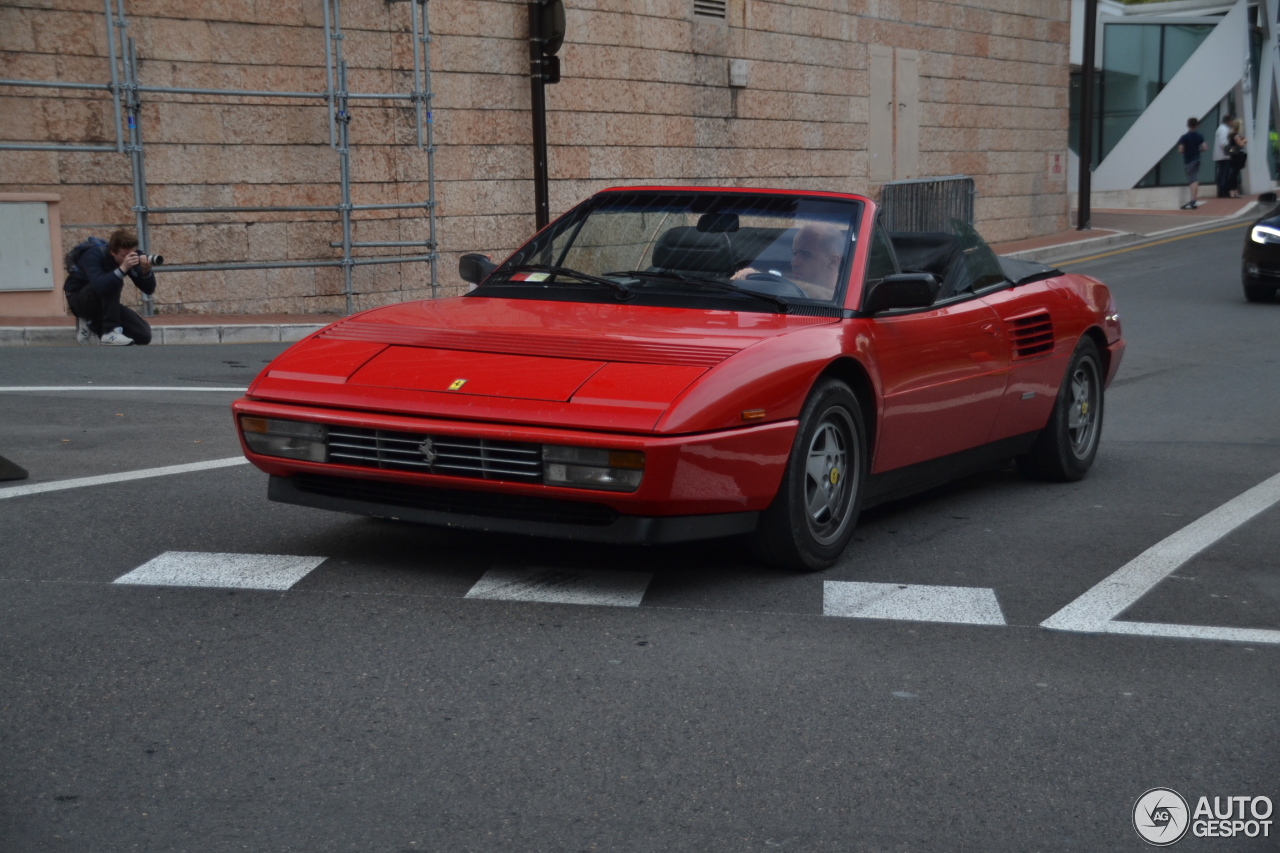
472,191,864,313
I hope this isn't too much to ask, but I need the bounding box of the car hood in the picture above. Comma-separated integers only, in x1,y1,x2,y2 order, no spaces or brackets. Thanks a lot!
247,296,837,432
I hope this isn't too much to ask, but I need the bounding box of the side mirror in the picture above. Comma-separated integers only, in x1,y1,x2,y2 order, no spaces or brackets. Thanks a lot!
459,253,496,285
863,273,940,314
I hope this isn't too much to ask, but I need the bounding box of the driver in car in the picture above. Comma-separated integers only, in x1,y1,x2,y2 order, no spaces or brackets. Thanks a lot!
735,222,845,300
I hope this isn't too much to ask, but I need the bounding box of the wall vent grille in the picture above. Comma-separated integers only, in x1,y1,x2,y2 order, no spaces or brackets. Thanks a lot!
694,0,728,18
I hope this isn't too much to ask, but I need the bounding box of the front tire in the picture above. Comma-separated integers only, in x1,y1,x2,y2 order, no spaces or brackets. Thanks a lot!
752,379,867,572
1017,337,1104,482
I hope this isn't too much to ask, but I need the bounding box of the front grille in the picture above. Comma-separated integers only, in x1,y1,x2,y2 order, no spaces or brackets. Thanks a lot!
293,474,618,526
327,426,543,484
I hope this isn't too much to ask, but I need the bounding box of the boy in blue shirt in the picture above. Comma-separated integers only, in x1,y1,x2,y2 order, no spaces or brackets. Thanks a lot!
1177,117,1207,209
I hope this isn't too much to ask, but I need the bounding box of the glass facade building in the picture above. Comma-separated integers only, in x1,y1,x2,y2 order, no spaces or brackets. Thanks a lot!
1070,14,1275,187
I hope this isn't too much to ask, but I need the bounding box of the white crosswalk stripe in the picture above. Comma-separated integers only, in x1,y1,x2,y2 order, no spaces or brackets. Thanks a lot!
823,581,1007,626
465,567,652,607
114,551,327,591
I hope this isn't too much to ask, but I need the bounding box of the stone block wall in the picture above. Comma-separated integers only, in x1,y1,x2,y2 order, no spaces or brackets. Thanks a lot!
0,0,1069,314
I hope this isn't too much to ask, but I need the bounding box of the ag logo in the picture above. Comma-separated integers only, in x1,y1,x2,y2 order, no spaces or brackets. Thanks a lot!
1134,788,1190,846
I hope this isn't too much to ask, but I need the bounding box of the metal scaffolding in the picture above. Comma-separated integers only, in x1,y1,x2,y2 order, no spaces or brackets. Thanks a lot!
0,0,440,315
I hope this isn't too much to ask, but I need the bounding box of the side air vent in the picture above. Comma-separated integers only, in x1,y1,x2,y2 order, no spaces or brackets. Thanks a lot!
694,0,727,18
1008,312,1054,359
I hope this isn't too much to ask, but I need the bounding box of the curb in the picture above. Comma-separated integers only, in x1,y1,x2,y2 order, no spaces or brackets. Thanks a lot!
1004,203,1267,266
0,323,330,347
1000,230,1141,263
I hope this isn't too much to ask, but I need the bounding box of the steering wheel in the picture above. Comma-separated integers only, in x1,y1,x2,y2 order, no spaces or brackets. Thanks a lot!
742,271,808,299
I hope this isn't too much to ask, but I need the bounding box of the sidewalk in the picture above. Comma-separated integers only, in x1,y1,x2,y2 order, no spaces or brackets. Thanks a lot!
0,313,337,347
994,197,1261,263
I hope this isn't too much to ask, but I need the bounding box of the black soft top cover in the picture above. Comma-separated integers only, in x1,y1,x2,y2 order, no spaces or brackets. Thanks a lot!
996,256,1062,286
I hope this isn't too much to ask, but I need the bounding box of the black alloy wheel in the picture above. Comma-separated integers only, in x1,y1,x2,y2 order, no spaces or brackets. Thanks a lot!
752,379,866,571
1017,336,1105,482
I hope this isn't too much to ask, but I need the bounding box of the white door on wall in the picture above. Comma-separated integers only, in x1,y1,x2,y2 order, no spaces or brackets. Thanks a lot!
869,45,895,182
894,50,920,180
0,203,54,292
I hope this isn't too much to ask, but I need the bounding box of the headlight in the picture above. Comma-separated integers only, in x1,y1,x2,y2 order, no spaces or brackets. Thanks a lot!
542,445,644,492
239,416,327,462
1250,225,1280,244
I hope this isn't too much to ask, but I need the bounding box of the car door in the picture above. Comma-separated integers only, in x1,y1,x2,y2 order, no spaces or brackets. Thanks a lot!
979,279,1071,441
939,219,1072,443
862,224,1010,474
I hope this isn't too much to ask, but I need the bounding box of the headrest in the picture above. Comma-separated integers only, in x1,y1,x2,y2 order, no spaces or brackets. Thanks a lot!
652,226,736,274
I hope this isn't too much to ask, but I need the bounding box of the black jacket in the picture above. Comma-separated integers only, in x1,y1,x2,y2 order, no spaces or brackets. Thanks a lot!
64,244,157,297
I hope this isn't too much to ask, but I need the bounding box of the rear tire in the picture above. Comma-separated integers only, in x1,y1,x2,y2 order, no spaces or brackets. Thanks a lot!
1016,337,1104,482
752,379,866,572
1244,282,1277,302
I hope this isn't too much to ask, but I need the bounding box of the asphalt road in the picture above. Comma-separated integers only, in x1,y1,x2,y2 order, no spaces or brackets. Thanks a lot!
1,223,1277,852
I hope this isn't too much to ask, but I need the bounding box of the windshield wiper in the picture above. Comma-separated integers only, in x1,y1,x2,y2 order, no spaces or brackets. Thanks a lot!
605,270,790,312
495,263,632,299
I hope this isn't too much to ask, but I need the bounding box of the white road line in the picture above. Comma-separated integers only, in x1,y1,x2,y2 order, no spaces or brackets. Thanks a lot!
465,567,653,607
1101,621,1280,644
0,386,247,392
0,457,249,500
823,581,1007,626
114,551,326,590
1042,469,1280,645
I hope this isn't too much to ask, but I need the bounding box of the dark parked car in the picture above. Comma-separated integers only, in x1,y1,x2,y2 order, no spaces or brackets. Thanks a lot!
1243,208,1280,302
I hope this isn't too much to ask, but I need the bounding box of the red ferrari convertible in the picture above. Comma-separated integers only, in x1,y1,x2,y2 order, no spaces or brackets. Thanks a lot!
232,187,1124,570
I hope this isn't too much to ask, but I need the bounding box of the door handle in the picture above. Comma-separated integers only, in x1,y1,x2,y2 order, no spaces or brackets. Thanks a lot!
981,323,1000,337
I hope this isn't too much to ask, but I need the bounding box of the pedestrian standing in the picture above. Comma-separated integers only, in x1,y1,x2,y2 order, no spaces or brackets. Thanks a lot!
1227,118,1247,198
1214,114,1234,198
1177,117,1207,209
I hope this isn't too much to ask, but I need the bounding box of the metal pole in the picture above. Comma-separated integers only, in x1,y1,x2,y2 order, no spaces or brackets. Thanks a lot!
134,85,324,99
528,1,550,230
0,143,118,152
1077,0,1098,231
124,32,154,317
338,59,354,315
323,0,337,149
410,0,424,150
422,0,439,298
150,204,341,214
103,0,124,152
0,79,111,91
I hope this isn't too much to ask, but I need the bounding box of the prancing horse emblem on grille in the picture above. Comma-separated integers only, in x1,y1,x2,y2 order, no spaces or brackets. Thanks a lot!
418,437,437,465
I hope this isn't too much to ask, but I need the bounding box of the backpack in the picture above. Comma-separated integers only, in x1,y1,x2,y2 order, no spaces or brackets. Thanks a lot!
64,236,108,286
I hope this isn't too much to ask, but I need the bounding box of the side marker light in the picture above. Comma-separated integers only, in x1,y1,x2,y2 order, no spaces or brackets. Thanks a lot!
741,409,766,421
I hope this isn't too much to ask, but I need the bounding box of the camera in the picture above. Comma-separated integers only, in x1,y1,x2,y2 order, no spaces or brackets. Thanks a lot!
143,253,164,266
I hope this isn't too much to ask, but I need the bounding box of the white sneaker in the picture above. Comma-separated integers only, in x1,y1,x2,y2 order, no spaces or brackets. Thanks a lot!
75,316,94,345
100,328,134,346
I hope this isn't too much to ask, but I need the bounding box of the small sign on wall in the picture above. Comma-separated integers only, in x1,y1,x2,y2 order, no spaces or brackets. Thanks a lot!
1046,151,1067,182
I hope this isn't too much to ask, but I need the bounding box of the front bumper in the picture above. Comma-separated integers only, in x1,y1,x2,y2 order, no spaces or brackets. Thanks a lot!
233,398,797,522
270,474,759,543
1242,242,1280,280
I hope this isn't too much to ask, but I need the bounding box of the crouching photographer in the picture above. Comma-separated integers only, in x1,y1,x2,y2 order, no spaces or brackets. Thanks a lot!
64,229,162,346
